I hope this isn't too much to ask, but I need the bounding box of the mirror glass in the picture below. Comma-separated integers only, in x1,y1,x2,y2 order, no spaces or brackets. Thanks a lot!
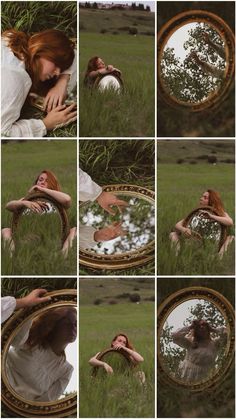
187,210,222,242
79,195,155,254
161,22,226,103
160,299,228,384
94,350,131,377
5,306,77,402
97,74,122,92
15,200,62,249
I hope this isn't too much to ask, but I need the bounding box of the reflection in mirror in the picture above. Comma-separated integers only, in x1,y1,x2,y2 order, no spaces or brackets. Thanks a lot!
15,200,62,249
80,195,155,254
161,22,226,103
187,210,222,242
160,299,228,384
6,306,77,401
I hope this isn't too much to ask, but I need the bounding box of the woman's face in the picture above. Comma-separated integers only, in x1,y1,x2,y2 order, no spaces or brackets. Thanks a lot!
36,172,48,188
38,57,61,81
196,320,210,340
112,335,127,348
199,191,209,206
96,57,106,70
53,311,77,344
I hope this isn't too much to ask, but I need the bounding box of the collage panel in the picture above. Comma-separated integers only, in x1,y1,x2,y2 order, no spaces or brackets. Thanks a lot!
79,1,155,137
157,277,235,418
157,139,235,276
157,1,235,137
1,140,77,276
79,138,155,276
1,277,78,418
1,0,77,139
79,276,155,418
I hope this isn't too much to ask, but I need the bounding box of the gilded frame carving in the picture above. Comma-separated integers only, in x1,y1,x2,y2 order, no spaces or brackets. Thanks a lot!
1,289,77,417
157,10,235,112
92,348,133,377
79,184,155,270
157,287,235,392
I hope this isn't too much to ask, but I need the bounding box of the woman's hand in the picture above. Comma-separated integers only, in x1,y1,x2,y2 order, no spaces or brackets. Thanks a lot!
96,191,128,215
182,227,192,237
28,185,44,194
43,104,77,131
103,362,113,374
43,75,70,112
199,210,212,218
94,222,126,242
16,289,51,309
22,200,48,213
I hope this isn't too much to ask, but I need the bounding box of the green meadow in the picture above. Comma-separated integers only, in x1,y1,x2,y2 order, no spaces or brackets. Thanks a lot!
1,140,77,275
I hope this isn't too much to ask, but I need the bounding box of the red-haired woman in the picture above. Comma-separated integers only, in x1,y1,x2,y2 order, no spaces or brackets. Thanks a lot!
169,190,234,257
1,29,77,137
89,333,144,375
6,306,77,401
1,170,76,256
172,320,227,383
84,56,121,87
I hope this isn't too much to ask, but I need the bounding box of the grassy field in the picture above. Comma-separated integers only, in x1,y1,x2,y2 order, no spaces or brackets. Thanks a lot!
1,140,77,275
157,141,235,275
79,278,155,418
79,8,155,137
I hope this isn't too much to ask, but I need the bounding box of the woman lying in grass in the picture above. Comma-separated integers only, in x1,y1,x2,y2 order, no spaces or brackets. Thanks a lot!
84,56,122,88
170,189,234,257
1,29,77,137
2,170,76,257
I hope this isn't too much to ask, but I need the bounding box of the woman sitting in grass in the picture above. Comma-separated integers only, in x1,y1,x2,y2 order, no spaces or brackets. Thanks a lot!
169,189,234,257
1,29,77,137
84,56,122,88
89,333,145,383
1,170,76,257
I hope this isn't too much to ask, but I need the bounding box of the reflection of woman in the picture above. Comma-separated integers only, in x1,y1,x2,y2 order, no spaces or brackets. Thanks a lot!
89,333,144,381
169,189,234,257
172,320,227,383
6,307,77,401
2,170,76,257
84,56,121,87
1,29,77,137
79,168,127,248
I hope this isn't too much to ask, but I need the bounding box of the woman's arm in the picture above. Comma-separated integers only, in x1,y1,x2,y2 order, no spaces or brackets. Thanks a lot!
200,211,233,227
172,326,192,349
175,219,192,237
88,66,120,79
89,353,113,374
113,344,144,364
6,199,47,213
29,186,71,209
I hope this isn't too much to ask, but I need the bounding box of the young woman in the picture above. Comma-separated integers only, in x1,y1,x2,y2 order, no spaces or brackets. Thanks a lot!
89,333,144,376
172,319,227,383
169,189,234,257
84,56,121,88
2,170,76,257
6,306,77,401
1,29,77,137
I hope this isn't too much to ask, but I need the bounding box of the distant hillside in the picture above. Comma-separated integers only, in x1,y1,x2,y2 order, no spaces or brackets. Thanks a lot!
79,7,155,35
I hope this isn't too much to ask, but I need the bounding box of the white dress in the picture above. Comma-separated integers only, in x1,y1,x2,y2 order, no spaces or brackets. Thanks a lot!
1,296,16,323
1,38,77,138
172,325,227,383
6,318,73,401
79,168,102,249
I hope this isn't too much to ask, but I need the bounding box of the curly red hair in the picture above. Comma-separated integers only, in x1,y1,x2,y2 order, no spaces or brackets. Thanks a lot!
34,170,61,191
111,333,134,350
207,189,225,216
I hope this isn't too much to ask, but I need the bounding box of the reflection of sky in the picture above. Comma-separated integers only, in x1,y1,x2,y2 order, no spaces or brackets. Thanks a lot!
164,22,198,61
63,339,77,396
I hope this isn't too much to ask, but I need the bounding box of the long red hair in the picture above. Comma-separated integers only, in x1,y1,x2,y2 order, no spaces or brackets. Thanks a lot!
26,307,77,350
111,333,134,350
34,170,61,191
207,189,225,216
84,56,100,83
2,29,74,88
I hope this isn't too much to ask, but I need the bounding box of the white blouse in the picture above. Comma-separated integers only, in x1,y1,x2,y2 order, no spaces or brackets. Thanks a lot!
79,169,102,249
6,319,73,401
1,296,16,323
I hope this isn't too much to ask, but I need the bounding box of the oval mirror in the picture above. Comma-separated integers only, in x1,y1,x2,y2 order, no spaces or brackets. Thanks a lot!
1,289,77,417
93,72,124,92
157,287,235,391
158,10,235,111
79,184,155,270
12,191,70,250
92,348,132,377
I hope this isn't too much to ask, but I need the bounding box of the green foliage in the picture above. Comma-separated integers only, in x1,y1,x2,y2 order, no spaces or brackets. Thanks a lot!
1,277,77,298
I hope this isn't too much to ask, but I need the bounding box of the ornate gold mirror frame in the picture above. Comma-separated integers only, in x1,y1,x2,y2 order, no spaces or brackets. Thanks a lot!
79,184,155,270
92,348,133,377
157,287,235,392
11,191,70,249
1,289,77,417
157,10,235,111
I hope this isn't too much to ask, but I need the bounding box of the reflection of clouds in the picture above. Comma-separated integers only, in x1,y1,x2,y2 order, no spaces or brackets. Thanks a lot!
80,196,155,255
189,214,221,241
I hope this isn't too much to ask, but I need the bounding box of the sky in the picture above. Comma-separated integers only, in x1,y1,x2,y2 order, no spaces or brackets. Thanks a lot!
164,22,199,62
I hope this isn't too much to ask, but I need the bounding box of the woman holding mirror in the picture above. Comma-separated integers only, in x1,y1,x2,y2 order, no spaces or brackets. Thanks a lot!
84,56,122,88
6,306,77,401
1,170,76,257
172,319,227,383
169,189,234,257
